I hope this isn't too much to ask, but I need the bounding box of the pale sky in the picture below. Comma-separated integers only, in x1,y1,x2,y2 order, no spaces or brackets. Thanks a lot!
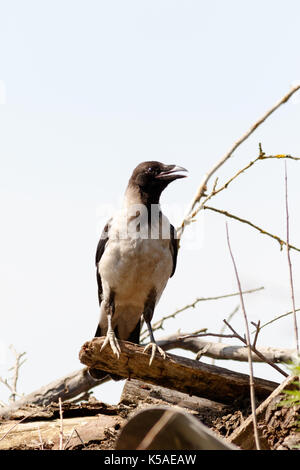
0,0,299,405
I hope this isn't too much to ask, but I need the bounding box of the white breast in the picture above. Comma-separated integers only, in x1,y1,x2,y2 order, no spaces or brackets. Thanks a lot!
98,210,173,308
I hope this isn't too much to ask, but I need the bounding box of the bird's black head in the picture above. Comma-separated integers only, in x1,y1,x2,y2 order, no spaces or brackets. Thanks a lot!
129,161,187,203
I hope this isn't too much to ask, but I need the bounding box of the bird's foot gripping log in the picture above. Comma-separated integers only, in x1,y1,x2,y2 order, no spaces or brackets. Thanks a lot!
143,319,167,366
100,314,121,359
143,342,166,366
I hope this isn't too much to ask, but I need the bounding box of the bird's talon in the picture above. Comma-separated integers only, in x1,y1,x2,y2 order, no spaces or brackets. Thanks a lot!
143,342,166,366
101,330,121,358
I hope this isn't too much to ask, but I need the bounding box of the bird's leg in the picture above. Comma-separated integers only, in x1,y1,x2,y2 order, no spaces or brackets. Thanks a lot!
100,313,121,358
143,320,166,365
100,295,121,359
142,290,166,365
142,292,166,365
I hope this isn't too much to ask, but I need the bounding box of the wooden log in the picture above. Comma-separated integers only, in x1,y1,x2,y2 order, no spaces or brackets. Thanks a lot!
1,332,291,421
79,338,278,405
0,367,109,420
120,378,229,414
0,412,125,450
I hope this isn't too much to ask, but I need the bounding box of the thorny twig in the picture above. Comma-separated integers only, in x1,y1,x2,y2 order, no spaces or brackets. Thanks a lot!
177,84,300,239
225,222,261,450
140,286,263,341
202,205,300,253
191,146,300,218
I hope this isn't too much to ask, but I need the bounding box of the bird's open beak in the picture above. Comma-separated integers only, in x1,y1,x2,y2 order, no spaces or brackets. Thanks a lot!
155,165,188,181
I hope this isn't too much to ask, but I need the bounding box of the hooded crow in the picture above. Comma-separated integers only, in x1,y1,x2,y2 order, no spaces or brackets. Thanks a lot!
89,161,187,379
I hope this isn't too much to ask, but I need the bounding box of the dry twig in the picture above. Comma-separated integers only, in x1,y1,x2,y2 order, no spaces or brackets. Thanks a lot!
251,320,261,350
159,332,296,363
141,286,263,341
0,411,37,443
0,346,26,403
178,320,288,377
211,305,239,365
225,222,260,450
255,307,300,333
62,426,86,450
202,205,300,253
284,163,299,355
58,397,64,451
190,146,300,228
222,321,288,378
178,84,300,239
37,424,44,450
63,426,76,450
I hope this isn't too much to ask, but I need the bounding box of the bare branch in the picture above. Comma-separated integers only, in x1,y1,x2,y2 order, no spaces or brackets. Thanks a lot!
140,286,264,341
158,332,297,363
178,84,300,239
251,320,261,350
256,307,300,333
200,147,300,208
180,146,300,240
0,347,27,404
223,320,288,378
203,205,300,253
0,377,13,394
9,346,26,402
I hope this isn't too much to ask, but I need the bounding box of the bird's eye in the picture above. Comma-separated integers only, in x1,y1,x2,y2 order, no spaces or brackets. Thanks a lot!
146,167,159,175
